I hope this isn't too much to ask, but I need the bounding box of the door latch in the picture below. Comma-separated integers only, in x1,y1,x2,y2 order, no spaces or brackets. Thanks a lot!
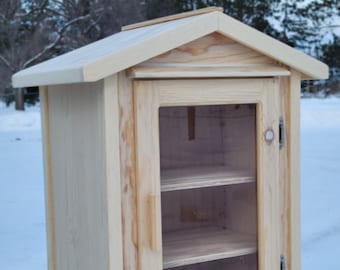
279,117,285,149
281,255,287,270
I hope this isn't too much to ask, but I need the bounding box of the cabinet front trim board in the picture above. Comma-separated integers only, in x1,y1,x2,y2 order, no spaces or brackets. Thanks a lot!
134,81,163,270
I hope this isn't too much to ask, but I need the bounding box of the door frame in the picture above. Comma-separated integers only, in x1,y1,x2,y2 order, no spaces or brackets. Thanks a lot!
133,78,281,270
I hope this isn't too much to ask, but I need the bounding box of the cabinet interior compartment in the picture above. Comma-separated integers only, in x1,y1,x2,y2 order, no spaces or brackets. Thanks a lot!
159,104,258,269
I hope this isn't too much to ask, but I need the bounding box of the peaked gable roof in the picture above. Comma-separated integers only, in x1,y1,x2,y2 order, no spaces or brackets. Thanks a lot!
12,9,328,87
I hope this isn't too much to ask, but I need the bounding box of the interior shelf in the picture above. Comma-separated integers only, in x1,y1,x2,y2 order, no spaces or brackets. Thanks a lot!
161,166,255,192
163,226,257,269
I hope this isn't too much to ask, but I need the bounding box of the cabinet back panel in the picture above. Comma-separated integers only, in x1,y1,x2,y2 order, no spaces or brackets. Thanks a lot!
159,104,256,172
161,187,227,232
159,106,224,170
160,104,257,233
225,184,258,235
161,184,257,234
221,105,256,171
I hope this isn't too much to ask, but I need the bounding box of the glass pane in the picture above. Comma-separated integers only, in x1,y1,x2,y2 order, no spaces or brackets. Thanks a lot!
159,104,258,270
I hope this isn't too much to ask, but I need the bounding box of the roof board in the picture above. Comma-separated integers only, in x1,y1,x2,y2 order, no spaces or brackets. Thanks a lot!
12,11,328,87
121,6,223,31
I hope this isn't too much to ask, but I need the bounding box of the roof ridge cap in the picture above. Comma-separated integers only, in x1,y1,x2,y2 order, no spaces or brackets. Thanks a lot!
121,7,223,31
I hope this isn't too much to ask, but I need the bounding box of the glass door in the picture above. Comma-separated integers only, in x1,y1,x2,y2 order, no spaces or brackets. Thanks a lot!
134,79,280,270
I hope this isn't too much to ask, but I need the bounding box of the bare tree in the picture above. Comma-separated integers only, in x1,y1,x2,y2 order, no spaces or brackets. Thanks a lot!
0,0,145,110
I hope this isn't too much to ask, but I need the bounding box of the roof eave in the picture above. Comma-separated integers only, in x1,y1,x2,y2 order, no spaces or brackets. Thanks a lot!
217,13,328,80
12,67,84,88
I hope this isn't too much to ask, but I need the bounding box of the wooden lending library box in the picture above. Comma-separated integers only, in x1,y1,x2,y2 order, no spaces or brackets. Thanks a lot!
12,7,328,270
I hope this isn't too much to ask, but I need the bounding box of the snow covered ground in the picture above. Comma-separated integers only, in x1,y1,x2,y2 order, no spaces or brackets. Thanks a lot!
301,98,340,270
0,99,339,270
0,103,46,270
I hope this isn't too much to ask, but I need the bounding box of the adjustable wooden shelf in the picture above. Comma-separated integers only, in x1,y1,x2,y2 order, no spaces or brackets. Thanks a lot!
12,7,328,270
161,167,255,192
163,227,257,269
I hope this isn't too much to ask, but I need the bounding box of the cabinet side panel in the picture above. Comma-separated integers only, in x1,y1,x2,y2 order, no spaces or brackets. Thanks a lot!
118,72,138,270
40,86,56,270
278,73,301,270
289,71,301,270
48,80,122,270
279,77,290,264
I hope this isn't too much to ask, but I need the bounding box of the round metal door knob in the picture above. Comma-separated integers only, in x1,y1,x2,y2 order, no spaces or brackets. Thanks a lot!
265,129,275,143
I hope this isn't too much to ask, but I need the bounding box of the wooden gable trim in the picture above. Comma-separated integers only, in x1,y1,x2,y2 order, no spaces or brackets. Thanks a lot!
122,7,223,31
127,65,290,79
128,33,290,79
142,33,278,66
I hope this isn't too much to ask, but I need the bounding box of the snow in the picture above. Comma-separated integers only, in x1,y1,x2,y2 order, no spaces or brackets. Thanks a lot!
0,104,46,270
0,103,41,132
301,98,340,270
0,98,339,269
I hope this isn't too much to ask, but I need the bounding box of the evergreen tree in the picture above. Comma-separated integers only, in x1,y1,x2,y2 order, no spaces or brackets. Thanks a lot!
320,35,340,95
145,0,181,19
1,0,339,105
276,0,310,48
0,0,145,109
156,0,281,37
321,35,340,68
278,0,339,52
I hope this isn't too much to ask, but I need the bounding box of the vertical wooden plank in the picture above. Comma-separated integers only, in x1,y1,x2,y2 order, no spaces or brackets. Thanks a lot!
289,71,301,270
47,79,123,270
279,76,290,264
104,75,124,270
39,86,56,270
117,72,138,270
134,80,163,270
257,78,280,270
279,72,301,270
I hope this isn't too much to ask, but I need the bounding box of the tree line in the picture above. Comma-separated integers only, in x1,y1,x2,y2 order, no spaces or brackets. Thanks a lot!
0,0,339,109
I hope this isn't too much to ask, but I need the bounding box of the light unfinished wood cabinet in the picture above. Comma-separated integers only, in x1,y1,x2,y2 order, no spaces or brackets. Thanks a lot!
12,7,328,270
